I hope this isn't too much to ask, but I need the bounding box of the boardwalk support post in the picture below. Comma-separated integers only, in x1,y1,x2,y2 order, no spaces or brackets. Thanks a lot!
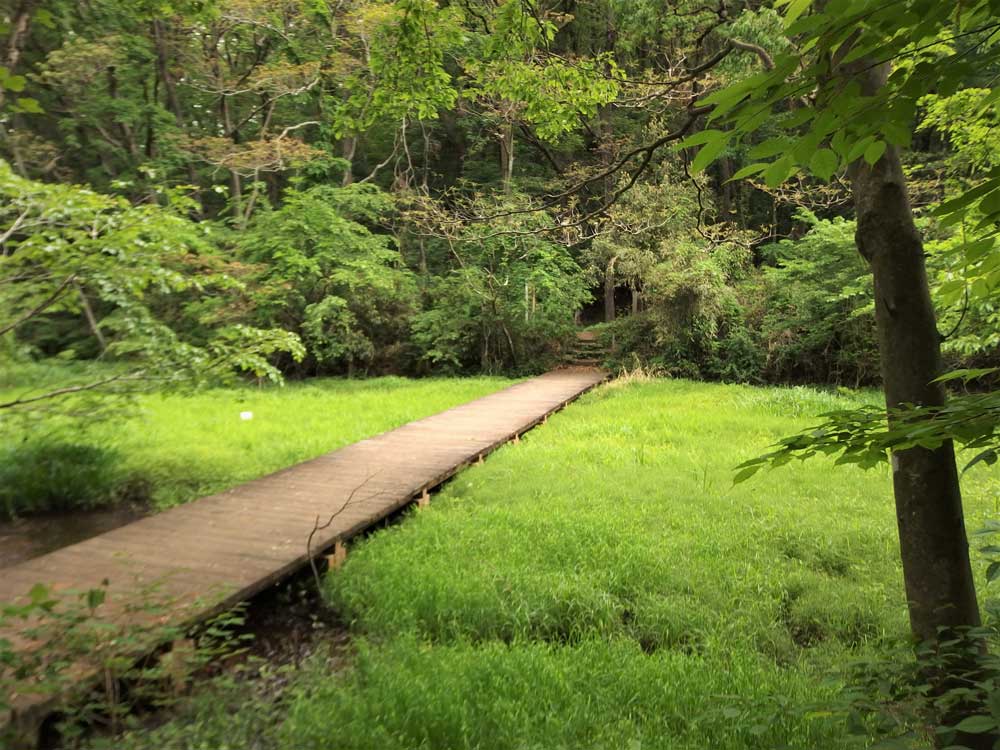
418,488,430,508
327,540,348,570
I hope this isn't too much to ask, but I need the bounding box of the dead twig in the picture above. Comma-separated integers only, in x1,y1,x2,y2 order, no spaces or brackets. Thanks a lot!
306,471,381,596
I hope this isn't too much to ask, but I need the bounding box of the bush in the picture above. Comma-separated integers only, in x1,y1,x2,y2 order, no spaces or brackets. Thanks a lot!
0,439,147,518
411,205,589,375
751,211,879,386
598,246,763,383
231,183,417,377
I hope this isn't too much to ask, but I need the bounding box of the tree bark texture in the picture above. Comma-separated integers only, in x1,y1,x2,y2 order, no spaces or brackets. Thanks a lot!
848,60,989,750
848,62,980,645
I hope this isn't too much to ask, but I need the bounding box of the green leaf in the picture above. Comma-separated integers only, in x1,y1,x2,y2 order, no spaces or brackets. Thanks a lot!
733,464,762,484
764,157,794,187
729,162,769,181
882,121,912,148
952,715,997,734
934,368,999,383
86,587,107,610
863,140,887,166
782,0,812,27
975,86,1000,116
980,189,1000,217
749,137,792,160
987,560,1000,582
691,136,729,174
29,583,50,605
13,97,42,114
847,135,875,164
2,73,26,92
808,149,839,181
679,129,726,148
935,180,1000,217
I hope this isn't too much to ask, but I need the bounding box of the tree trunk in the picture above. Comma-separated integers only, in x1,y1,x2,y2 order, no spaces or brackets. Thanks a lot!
0,0,38,174
152,18,203,215
499,121,514,193
604,255,618,323
75,283,107,354
342,135,357,186
848,61,989,749
152,20,184,124
0,0,36,111
849,61,980,644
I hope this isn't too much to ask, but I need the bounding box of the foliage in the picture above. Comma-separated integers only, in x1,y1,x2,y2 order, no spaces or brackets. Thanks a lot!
0,161,303,415
234,183,416,375
754,210,878,385
0,371,513,514
599,238,760,382
687,0,1000,378
464,0,621,145
80,659,295,750
919,88,1000,175
1,581,252,746
332,0,465,137
0,439,142,519
411,199,589,374
688,1,1000,197
733,380,1000,484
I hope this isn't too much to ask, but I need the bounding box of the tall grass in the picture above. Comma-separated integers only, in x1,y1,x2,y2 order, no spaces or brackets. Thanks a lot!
86,379,1000,749
0,372,513,516
301,380,994,749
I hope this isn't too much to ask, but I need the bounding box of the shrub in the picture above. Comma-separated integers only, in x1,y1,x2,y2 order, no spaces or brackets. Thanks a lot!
751,210,879,386
233,183,417,376
411,207,588,375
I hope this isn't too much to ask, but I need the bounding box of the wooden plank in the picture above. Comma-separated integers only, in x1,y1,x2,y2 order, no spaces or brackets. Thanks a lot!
0,368,606,725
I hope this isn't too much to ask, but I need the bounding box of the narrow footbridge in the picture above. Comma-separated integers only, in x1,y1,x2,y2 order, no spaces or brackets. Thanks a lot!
1,368,606,729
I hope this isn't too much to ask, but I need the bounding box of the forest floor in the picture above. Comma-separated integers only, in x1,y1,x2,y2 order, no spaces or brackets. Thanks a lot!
64,375,1000,750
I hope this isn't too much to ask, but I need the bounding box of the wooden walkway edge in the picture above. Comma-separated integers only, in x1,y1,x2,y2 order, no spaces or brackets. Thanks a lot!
1,368,606,730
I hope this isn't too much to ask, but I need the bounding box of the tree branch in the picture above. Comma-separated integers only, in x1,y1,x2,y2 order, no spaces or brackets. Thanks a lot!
0,274,77,337
0,371,143,410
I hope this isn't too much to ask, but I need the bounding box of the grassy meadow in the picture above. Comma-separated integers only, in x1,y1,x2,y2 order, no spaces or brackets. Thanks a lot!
89,378,1000,750
0,365,514,517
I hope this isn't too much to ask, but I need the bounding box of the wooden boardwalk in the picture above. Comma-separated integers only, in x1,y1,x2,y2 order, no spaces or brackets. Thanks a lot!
2,368,605,727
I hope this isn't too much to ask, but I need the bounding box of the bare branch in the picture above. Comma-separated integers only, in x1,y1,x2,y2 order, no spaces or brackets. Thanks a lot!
0,274,77,338
306,471,381,595
0,208,30,247
0,371,145,410
729,38,775,70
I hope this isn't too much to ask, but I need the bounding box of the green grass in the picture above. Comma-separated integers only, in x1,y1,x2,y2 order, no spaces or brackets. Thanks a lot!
0,371,514,515
84,378,1000,749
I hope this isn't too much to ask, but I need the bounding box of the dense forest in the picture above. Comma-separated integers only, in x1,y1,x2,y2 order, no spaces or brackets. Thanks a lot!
4,0,995,391
5,1,1000,749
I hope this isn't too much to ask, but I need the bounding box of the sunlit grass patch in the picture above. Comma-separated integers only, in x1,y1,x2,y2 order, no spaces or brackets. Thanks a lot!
74,377,1000,749
303,378,997,748
281,637,843,750
0,372,514,516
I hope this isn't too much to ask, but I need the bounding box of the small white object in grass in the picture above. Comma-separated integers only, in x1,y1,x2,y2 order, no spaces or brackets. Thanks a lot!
240,411,254,421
